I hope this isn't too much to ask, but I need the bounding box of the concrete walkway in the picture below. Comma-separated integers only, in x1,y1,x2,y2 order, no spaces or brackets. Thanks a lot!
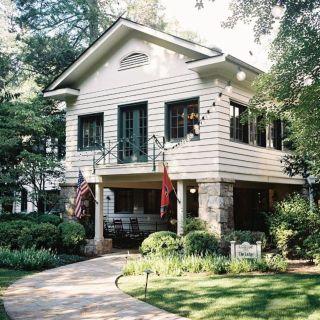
4,253,187,320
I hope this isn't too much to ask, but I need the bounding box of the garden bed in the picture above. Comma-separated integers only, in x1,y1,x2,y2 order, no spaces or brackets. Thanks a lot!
119,273,320,320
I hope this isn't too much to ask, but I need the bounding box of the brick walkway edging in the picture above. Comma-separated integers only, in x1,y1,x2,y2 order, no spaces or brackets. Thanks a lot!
4,253,188,320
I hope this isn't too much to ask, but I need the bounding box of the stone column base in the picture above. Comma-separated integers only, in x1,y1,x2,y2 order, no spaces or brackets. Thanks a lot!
197,178,235,236
84,239,112,256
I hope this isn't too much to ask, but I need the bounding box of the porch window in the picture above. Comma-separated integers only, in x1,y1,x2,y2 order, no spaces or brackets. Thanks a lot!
229,101,249,143
166,98,199,141
78,113,103,150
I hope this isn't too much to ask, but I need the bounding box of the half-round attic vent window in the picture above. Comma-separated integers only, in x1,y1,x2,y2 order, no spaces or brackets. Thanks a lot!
119,52,149,70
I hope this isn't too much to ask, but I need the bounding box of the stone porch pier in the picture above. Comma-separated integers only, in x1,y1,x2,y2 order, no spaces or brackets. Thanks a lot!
197,178,235,236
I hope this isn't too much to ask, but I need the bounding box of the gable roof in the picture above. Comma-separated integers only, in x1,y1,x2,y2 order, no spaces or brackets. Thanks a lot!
44,17,222,92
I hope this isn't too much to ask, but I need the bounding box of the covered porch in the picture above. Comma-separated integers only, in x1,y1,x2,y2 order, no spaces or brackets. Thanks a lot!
86,174,199,252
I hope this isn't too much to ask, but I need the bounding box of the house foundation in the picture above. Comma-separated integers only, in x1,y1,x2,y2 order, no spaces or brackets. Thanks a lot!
197,178,235,236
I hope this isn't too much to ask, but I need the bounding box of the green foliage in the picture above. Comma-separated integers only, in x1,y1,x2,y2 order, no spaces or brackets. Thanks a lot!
123,254,287,276
38,214,61,226
17,223,59,250
303,233,320,260
264,254,288,273
123,255,228,276
0,247,58,270
269,194,320,258
184,216,207,234
0,220,34,249
314,254,320,266
227,259,255,274
56,254,86,266
183,231,219,256
58,221,86,254
140,231,182,256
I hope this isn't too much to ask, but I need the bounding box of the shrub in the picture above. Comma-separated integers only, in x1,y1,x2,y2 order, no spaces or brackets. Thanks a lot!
38,214,62,226
228,259,254,274
184,216,207,234
123,254,287,276
140,231,182,256
264,254,288,272
0,213,31,222
314,254,320,266
183,231,219,256
269,194,320,258
0,247,58,270
0,220,34,249
58,221,86,253
17,223,60,250
303,233,320,260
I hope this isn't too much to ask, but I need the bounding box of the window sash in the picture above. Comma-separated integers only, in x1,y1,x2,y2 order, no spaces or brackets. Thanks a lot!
168,99,199,141
79,114,103,150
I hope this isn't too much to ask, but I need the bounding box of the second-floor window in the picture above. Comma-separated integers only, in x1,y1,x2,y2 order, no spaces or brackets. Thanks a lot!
166,98,199,141
230,101,283,150
78,113,103,150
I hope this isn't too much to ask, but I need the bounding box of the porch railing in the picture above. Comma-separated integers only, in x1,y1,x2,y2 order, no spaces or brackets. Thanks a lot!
92,135,165,173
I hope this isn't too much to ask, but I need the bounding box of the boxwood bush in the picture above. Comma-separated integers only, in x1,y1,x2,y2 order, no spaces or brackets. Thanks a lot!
140,231,182,256
17,223,60,250
0,220,34,249
38,214,62,226
183,231,219,256
58,221,86,253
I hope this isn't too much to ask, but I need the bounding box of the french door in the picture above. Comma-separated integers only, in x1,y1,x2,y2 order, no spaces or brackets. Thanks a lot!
119,103,147,163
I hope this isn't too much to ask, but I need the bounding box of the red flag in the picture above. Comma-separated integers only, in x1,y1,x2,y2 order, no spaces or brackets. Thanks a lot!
160,165,173,218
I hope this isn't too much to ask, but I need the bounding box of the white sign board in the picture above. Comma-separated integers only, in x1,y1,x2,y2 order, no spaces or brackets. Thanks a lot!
230,241,262,259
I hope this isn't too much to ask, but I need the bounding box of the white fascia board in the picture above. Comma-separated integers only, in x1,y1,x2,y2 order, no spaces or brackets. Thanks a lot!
187,54,264,75
45,18,217,91
43,88,79,100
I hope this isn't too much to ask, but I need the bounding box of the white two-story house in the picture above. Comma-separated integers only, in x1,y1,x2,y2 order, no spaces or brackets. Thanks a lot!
44,18,303,252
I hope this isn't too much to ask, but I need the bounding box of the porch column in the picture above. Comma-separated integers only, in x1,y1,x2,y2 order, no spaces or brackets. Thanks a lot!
177,180,187,235
94,183,104,242
197,178,235,236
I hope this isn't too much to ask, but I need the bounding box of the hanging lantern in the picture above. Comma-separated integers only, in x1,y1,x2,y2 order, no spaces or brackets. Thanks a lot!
236,68,246,81
271,2,285,19
225,81,233,93
189,188,197,194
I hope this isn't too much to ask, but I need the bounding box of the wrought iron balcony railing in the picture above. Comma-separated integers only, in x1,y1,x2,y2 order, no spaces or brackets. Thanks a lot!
92,135,165,173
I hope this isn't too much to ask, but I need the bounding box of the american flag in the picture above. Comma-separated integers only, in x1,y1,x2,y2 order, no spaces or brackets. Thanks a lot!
75,170,90,219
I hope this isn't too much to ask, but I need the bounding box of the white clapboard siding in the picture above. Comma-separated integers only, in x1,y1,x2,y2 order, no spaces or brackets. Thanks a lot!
64,34,303,186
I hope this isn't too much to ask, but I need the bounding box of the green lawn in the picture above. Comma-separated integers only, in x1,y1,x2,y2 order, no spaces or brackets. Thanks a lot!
118,273,320,320
0,269,32,320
